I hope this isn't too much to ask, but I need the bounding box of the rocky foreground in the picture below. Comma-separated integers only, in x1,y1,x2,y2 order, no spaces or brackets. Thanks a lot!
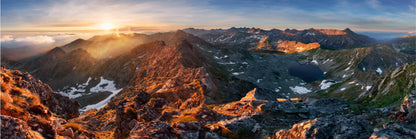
1,60,415,139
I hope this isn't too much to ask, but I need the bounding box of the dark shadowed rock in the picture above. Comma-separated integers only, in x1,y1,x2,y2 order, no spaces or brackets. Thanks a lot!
240,88,287,102
1,115,44,139
114,100,137,139
1,65,80,119
310,97,348,114
274,115,372,139
129,121,178,139
133,90,152,108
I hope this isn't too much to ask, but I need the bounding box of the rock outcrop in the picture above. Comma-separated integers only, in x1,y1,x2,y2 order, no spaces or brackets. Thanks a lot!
1,65,80,119
1,65,83,139
370,93,416,138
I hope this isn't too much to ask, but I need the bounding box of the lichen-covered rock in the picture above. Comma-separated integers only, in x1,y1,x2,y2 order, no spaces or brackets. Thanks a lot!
114,100,137,139
240,88,287,102
129,121,178,139
309,97,348,114
274,119,317,139
274,115,372,139
370,122,416,139
370,93,416,139
1,115,44,139
1,65,80,119
217,116,257,133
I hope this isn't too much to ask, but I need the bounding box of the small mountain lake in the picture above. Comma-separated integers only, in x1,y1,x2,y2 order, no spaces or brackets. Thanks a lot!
288,64,325,83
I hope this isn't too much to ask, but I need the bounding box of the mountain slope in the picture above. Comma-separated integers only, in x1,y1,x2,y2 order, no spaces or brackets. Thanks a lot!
1,65,87,138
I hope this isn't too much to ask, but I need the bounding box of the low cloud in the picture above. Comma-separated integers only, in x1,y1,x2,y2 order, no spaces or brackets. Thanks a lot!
1,35,14,42
14,35,56,44
1,32,95,60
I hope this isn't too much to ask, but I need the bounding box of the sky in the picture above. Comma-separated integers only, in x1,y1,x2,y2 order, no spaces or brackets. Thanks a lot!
1,0,415,50
1,0,415,32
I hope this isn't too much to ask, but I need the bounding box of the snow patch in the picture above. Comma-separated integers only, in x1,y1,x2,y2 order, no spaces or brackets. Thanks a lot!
79,88,123,113
214,55,228,59
366,86,372,91
232,72,244,75
340,88,346,91
320,80,335,90
306,32,316,36
376,68,383,74
274,88,280,92
289,86,311,94
57,77,92,99
90,77,117,92
256,79,262,83
218,61,236,65
311,59,318,65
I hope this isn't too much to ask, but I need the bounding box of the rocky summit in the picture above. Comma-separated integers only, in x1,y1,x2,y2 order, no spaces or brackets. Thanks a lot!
1,28,415,139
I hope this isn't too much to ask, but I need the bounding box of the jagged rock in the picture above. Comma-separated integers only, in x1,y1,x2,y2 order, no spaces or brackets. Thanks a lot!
133,90,152,108
240,88,287,102
274,115,372,139
180,92,205,110
401,93,416,122
274,119,317,139
204,132,222,139
60,128,75,139
28,115,57,138
159,111,173,121
1,115,44,139
173,121,202,131
370,93,416,138
137,98,168,122
1,65,80,119
173,121,204,138
129,121,178,139
193,106,226,124
309,97,348,114
114,100,137,139
177,131,200,139
217,116,257,133
370,122,416,139
260,101,296,113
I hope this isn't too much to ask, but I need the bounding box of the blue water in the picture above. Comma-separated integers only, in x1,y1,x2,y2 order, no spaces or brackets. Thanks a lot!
288,64,325,83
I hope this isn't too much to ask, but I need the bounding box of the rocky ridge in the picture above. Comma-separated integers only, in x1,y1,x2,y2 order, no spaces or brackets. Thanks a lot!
1,65,86,138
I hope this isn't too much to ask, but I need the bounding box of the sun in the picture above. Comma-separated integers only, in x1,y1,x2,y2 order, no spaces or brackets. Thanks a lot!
100,23,115,30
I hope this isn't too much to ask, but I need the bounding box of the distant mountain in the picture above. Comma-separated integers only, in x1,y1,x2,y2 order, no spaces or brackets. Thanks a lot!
184,27,376,50
391,35,416,55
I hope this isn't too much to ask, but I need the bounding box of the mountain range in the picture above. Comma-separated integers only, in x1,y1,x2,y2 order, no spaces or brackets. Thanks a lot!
1,27,415,139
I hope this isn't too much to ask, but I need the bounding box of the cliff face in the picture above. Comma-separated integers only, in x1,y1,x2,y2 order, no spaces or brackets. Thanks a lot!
1,65,80,119
1,65,84,139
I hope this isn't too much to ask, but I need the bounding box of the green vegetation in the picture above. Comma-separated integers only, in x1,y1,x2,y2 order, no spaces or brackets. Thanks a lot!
361,64,415,108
